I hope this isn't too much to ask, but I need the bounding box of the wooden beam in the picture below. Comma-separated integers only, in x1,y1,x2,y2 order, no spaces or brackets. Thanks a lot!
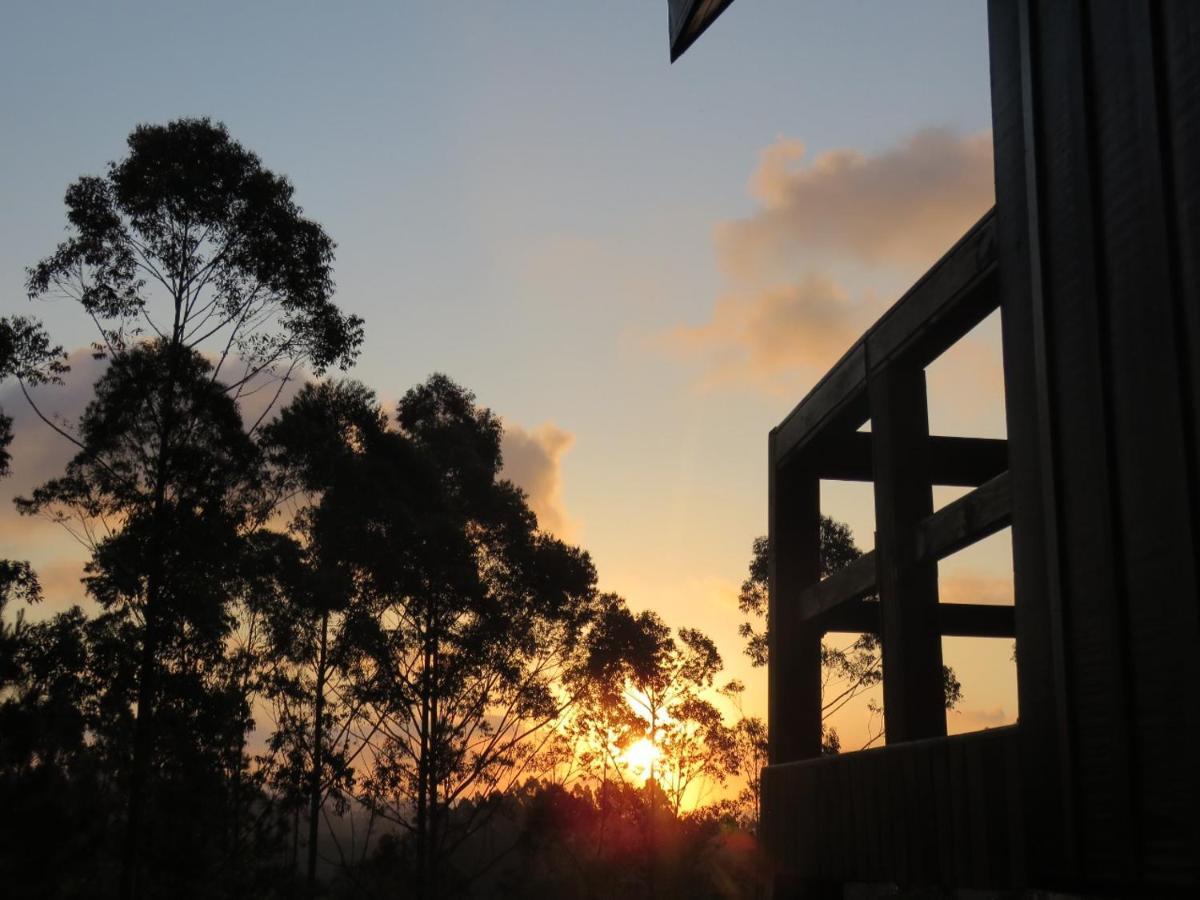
773,345,868,469
773,210,999,467
938,603,1015,639
821,599,879,633
768,433,823,765
822,601,1014,639
871,363,947,743
916,471,1012,563
865,222,999,373
806,433,1008,486
796,551,877,624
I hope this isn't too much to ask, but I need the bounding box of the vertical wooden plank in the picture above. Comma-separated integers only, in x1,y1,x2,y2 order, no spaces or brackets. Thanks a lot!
914,741,938,885
1087,3,1200,886
869,364,946,743
849,754,869,883
987,0,1070,885
931,738,955,886
768,433,824,765
981,734,1011,886
862,753,882,883
948,738,970,887
965,737,991,885
901,748,925,884
1157,1,1200,886
835,751,853,882
1004,728,1028,885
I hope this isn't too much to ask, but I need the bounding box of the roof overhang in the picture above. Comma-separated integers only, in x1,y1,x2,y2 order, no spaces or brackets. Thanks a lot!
668,0,737,62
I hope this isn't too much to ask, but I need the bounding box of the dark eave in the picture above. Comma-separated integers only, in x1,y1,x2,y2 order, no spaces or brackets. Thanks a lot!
668,0,737,61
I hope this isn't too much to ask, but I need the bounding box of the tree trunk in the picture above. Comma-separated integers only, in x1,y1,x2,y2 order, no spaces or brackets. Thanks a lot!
416,641,431,900
307,608,330,895
118,337,184,900
119,576,162,900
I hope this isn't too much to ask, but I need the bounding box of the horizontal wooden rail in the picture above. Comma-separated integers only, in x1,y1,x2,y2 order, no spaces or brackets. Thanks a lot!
796,551,877,623
822,600,1014,639
938,603,1015,638
917,471,1011,562
792,473,1011,628
808,433,1007,485
773,208,999,466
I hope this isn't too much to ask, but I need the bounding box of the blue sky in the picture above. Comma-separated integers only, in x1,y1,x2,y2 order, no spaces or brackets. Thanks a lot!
2,1,1009,745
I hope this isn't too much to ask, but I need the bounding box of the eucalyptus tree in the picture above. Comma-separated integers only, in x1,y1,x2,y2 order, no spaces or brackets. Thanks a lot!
23,118,362,898
339,375,627,898
615,616,731,816
17,343,274,894
259,379,390,892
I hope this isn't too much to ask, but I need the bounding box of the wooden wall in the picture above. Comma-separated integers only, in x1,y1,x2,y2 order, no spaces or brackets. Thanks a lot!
989,0,1200,890
762,727,1024,895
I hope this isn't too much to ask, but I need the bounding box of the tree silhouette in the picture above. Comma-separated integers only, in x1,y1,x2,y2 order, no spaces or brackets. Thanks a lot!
292,374,631,898
259,379,390,893
16,343,275,896
23,118,363,899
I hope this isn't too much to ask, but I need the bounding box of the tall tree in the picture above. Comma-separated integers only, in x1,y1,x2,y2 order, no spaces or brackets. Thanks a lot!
260,379,390,893
23,118,363,899
331,375,621,898
17,343,270,897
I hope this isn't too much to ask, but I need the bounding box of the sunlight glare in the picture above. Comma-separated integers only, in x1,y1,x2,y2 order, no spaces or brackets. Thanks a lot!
622,737,662,776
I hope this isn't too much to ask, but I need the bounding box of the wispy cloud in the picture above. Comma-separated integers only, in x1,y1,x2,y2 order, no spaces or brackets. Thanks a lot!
662,128,995,393
660,273,869,393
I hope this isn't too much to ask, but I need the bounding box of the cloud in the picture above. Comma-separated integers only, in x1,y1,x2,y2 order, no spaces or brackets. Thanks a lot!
0,348,109,506
661,129,996,393
661,273,868,391
950,705,1013,733
938,573,1013,606
718,128,994,278
500,422,578,541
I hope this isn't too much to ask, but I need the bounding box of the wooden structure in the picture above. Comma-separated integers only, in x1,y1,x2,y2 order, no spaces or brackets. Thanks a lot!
671,1,1200,895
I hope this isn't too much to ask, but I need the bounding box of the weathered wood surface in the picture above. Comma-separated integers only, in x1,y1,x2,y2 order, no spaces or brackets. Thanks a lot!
762,726,1023,892
804,432,1007,486
823,600,1014,640
870,364,946,743
795,551,877,623
768,436,824,765
988,0,1200,889
916,471,1011,562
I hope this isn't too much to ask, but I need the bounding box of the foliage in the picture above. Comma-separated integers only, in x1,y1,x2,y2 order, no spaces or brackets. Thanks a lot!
25,118,361,386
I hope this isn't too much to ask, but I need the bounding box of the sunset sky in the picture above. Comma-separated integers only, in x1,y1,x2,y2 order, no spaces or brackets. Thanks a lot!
0,1,1013,749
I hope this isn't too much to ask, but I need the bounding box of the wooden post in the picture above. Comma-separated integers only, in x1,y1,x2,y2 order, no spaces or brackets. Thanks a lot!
768,431,823,764
869,363,946,744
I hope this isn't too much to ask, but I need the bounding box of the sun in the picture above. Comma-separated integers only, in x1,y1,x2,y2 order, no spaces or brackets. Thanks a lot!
622,737,662,776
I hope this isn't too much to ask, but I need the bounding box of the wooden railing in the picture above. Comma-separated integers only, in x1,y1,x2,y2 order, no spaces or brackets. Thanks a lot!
761,726,1024,891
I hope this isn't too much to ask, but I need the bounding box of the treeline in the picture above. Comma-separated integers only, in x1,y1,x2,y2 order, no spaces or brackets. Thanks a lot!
0,119,957,900
0,120,772,900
